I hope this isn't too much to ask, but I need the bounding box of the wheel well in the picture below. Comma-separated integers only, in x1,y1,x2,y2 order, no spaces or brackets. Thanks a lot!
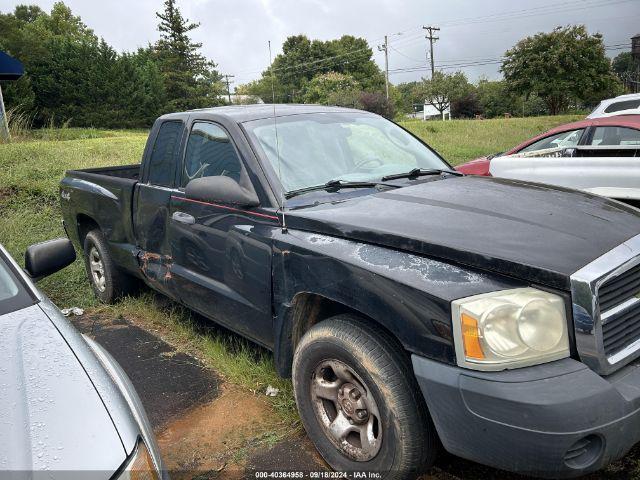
276,292,402,377
76,214,100,250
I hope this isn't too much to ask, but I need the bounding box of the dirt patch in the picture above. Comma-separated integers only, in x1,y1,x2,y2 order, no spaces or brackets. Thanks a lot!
157,385,275,479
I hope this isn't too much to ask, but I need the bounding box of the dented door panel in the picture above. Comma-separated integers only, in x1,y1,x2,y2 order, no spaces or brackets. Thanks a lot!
133,184,178,299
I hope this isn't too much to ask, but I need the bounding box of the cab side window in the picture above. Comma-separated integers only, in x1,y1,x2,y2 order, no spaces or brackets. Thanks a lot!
147,120,183,187
181,122,242,188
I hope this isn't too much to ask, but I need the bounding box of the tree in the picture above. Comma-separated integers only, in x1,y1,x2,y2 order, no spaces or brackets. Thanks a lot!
395,81,422,115
154,0,223,110
358,92,395,119
0,2,167,127
451,91,481,118
415,71,471,116
240,34,385,103
613,52,640,77
302,72,361,105
501,26,621,115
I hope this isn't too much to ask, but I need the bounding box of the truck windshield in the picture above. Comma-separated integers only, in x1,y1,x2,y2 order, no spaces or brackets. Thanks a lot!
0,253,34,315
243,113,450,193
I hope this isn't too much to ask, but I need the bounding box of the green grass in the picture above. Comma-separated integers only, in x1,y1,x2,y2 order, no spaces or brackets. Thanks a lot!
399,114,583,165
0,131,147,306
0,115,587,429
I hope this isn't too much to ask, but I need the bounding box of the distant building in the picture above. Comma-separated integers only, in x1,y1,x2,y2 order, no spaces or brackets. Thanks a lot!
633,33,640,62
423,101,451,121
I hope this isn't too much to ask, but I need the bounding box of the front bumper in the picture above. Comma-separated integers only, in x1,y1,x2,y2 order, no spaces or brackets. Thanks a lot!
412,355,640,478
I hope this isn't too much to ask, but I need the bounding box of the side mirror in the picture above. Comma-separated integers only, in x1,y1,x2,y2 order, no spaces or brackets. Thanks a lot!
25,238,76,281
185,176,259,208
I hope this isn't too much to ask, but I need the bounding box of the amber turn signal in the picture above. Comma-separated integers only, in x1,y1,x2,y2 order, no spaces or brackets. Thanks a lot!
461,313,485,360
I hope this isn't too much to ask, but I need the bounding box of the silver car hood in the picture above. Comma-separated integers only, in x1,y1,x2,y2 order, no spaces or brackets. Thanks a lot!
0,303,126,477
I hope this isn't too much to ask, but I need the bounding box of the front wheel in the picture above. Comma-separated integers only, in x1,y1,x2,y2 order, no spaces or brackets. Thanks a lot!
292,315,437,479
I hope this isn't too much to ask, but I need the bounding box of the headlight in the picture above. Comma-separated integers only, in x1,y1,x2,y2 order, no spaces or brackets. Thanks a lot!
116,439,160,480
452,288,569,371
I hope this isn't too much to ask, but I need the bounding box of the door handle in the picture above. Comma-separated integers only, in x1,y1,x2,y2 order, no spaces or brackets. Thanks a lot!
172,211,196,225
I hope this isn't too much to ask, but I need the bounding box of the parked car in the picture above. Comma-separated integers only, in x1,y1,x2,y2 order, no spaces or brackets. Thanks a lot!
456,115,640,205
60,105,640,478
587,93,640,118
0,238,165,479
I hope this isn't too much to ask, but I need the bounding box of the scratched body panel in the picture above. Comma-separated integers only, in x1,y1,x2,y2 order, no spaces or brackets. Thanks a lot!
271,230,522,367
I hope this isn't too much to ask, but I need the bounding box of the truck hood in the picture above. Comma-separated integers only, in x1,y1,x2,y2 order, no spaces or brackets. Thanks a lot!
0,304,126,477
284,176,640,290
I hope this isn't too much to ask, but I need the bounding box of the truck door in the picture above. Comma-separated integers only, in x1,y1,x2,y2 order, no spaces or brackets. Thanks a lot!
168,120,274,346
133,119,184,299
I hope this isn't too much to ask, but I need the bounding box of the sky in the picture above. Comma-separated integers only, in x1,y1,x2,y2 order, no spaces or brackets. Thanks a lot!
3,0,639,89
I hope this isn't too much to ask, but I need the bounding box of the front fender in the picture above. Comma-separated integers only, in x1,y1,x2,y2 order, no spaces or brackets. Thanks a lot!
272,230,523,375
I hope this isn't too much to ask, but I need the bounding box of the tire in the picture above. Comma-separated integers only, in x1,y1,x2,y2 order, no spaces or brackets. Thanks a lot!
292,314,437,479
83,229,137,304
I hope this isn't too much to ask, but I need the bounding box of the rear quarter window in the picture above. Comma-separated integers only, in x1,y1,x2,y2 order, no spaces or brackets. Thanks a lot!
147,121,183,187
603,100,640,114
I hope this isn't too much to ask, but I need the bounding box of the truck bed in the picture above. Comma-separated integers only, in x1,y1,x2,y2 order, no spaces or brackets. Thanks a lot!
65,164,141,181
60,164,141,275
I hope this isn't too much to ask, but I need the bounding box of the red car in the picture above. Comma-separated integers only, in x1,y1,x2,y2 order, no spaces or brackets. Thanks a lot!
456,115,640,176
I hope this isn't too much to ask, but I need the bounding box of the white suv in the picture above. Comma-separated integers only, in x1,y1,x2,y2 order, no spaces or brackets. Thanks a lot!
588,93,640,118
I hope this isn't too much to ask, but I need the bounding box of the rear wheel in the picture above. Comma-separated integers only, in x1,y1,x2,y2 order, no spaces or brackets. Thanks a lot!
83,229,138,304
292,314,437,479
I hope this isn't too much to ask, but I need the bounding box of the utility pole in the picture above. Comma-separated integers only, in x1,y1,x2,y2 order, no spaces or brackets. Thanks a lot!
222,74,235,103
377,36,389,100
423,25,440,78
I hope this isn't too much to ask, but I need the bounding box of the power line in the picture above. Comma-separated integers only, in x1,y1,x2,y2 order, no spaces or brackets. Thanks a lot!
387,43,632,76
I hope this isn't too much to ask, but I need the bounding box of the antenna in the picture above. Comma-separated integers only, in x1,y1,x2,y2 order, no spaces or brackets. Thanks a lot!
268,40,287,233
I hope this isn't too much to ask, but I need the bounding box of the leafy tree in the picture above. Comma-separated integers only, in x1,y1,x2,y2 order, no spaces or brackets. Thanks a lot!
358,92,395,119
501,26,621,115
154,0,223,110
613,51,640,76
302,71,361,105
1,2,167,127
451,91,481,118
394,81,422,114
0,2,97,115
241,34,385,103
415,71,472,116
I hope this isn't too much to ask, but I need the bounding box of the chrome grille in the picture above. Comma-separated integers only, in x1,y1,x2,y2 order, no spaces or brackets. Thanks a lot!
599,263,640,312
570,233,640,376
601,298,640,356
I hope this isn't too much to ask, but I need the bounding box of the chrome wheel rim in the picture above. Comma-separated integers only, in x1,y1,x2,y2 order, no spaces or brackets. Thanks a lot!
89,246,106,292
310,359,382,461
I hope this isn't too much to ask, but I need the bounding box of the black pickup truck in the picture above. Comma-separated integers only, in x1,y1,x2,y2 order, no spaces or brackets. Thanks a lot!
61,105,640,479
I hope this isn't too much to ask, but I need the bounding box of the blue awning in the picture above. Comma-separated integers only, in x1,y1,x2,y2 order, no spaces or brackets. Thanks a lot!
0,51,24,81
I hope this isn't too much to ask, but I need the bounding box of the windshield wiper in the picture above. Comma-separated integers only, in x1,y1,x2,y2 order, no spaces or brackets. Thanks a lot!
381,167,462,181
285,179,396,199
